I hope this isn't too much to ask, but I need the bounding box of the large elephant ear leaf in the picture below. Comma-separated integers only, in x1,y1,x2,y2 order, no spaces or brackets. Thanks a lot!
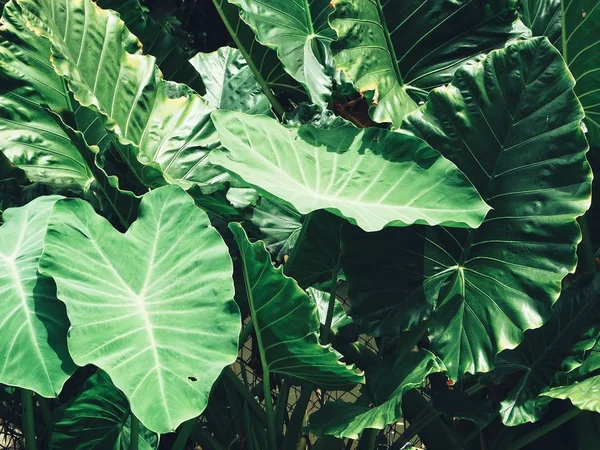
50,371,158,450
39,186,240,433
229,0,334,108
519,0,562,45
308,349,444,439
230,222,363,390
563,0,600,146
210,111,490,232
329,0,527,127
0,196,76,397
401,37,592,380
15,0,223,191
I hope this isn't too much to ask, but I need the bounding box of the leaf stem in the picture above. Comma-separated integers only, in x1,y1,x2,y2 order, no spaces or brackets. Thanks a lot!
20,389,36,450
222,367,267,427
211,0,286,117
282,385,312,450
321,261,341,345
357,428,378,450
129,414,139,450
507,407,581,450
37,396,53,432
172,417,197,450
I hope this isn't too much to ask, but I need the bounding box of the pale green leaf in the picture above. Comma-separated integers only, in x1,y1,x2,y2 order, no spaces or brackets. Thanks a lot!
210,110,490,232
39,185,240,433
0,196,75,397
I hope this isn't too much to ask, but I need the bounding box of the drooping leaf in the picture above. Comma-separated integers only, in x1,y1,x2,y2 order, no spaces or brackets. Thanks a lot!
50,371,158,450
0,196,76,397
562,0,600,146
230,0,334,108
16,0,225,191
210,0,303,104
541,375,600,413
399,37,592,380
230,222,363,390
488,275,600,426
39,186,240,433
329,0,527,127
308,287,353,335
95,0,204,93
519,0,562,46
308,349,444,439
210,110,490,232
190,46,273,116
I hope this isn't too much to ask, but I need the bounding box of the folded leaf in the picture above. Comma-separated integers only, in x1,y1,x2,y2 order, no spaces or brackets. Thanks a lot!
50,371,158,450
190,46,273,116
309,349,444,439
17,0,224,190
211,111,490,232
329,0,526,127
542,375,600,413
519,0,562,45
400,37,592,380
563,0,600,146
39,186,240,433
230,0,334,107
0,196,75,397
230,222,363,390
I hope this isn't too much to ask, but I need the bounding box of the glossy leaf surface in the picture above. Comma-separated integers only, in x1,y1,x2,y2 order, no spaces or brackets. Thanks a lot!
39,186,240,433
330,0,525,127
309,350,444,439
401,37,592,379
0,196,75,397
211,111,489,232
50,371,158,450
231,223,363,390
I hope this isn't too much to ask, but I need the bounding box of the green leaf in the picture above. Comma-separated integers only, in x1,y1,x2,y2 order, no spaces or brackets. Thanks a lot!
17,0,224,191
190,46,273,116
562,0,600,146
0,150,27,211
211,0,303,109
542,375,600,413
0,196,76,397
520,0,562,45
308,349,444,439
401,37,592,380
308,287,353,334
490,274,600,426
230,222,363,390
210,110,490,232
39,186,240,433
50,371,158,450
230,0,334,108
329,0,526,127
94,0,204,93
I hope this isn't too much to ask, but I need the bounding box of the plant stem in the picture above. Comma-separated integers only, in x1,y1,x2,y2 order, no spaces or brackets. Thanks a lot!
37,396,53,432
274,379,291,437
222,367,267,427
357,428,378,450
577,216,597,274
261,369,277,450
192,426,226,450
172,417,197,450
239,318,254,345
321,261,341,345
21,389,36,450
129,414,139,450
282,385,312,450
507,407,581,450
211,0,286,118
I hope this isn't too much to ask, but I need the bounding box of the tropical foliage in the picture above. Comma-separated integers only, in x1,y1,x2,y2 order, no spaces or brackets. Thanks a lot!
0,0,598,449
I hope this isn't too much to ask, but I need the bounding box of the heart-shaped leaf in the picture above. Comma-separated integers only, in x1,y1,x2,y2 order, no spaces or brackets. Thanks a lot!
39,185,240,433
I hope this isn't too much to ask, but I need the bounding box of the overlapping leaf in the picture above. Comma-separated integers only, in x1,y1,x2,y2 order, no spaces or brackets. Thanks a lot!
190,46,273,115
210,110,490,232
230,0,334,107
0,196,75,397
39,186,240,433
519,0,562,45
309,350,444,439
16,0,224,190
563,0,600,146
387,37,592,380
50,371,158,450
329,0,527,127
230,223,363,390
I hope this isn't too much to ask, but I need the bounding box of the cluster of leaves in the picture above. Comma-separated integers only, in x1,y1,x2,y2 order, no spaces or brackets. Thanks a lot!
0,0,599,449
